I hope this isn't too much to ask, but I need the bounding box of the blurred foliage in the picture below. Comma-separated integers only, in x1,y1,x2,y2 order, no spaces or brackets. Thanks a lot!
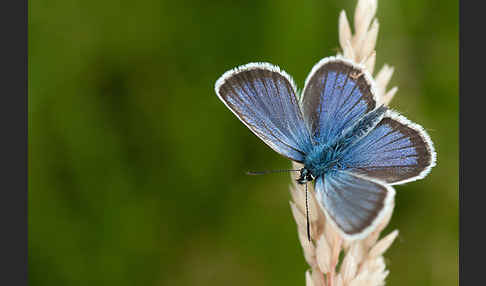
29,0,458,285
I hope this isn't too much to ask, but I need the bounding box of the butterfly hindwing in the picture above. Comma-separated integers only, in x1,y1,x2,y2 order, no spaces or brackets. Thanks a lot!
314,171,395,239
340,110,436,185
301,57,377,144
215,63,313,162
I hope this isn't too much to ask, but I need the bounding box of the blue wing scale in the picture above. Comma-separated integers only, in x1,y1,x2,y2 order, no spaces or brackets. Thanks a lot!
341,110,436,185
215,63,313,162
301,57,377,144
314,171,395,238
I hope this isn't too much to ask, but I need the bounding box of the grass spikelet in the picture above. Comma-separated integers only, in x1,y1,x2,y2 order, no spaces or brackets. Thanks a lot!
337,0,398,105
290,161,398,286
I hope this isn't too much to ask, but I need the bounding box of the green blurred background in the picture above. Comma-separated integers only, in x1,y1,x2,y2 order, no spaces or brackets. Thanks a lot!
29,0,458,285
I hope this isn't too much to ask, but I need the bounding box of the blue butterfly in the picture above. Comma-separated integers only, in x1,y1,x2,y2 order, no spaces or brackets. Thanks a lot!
214,56,436,240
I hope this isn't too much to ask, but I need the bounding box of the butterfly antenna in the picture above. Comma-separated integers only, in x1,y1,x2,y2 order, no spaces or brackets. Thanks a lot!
246,169,301,176
306,183,311,242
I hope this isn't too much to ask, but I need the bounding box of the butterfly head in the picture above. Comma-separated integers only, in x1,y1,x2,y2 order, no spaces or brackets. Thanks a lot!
297,168,315,185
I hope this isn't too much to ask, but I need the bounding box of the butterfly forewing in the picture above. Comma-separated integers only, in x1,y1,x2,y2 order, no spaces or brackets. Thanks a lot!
301,57,377,144
314,171,395,238
215,63,313,162
341,110,436,185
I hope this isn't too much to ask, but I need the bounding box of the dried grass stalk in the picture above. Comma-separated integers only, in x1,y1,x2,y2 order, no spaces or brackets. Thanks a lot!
290,162,397,286
337,0,397,106
290,1,400,285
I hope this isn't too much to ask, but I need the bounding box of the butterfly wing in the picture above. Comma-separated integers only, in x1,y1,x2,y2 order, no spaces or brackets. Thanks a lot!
301,57,377,143
215,63,313,162
314,171,395,239
341,110,436,185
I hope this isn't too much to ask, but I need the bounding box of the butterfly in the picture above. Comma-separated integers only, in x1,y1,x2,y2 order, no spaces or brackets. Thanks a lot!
214,56,436,240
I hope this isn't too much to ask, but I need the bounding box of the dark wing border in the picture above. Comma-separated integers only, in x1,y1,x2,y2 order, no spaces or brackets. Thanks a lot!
301,56,379,105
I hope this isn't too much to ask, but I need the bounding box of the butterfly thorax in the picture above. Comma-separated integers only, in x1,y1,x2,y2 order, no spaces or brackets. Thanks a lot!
300,143,346,183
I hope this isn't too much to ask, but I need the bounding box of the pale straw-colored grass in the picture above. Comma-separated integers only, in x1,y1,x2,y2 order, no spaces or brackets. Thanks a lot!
290,163,397,286
338,0,398,106
290,0,400,285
